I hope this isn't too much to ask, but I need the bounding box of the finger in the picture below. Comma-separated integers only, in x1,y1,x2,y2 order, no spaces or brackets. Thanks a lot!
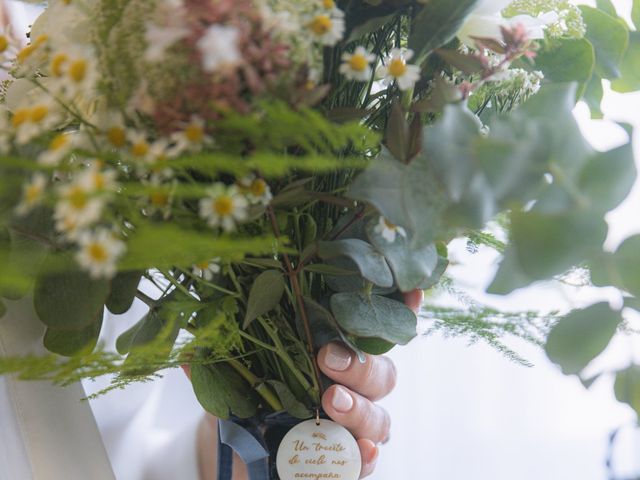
357,439,379,478
318,343,397,401
403,288,424,314
322,384,391,444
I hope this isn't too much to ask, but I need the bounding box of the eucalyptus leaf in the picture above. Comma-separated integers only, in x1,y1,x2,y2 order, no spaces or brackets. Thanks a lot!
106,270,143,315
595,0,617,17
633,0,640,30
584,74,604,119
614,365,640,418
303,263,358,276
330,292,416,345
580,5,629,79
115,308,179,355
243,270,285,328
534,38,595,87
267,380,312,419
318,238,394,288
34,255,110,330
611,32,640,93
191,362,258,420
409,0,479,63
613,235,640,297
366,218,438,292
43,312,103,357
545,303,622,375
352,337,395,355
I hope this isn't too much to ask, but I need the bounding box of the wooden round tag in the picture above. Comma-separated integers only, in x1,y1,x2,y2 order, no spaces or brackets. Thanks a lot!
276,419,361,480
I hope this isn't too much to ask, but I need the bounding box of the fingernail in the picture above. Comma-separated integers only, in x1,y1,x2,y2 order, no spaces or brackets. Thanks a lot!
325,343,352,372
332,386,353,413
369,446,379,464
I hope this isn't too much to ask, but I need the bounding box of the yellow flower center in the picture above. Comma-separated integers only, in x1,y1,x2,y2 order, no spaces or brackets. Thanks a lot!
349,54,368,72
150,190,169,207
88,242,108,263
250,179,267,197
93,172,106,191
196,260,210,270
388,58,407,78
51,53,68,77
309,15,332,35
106,126,126,148
0,35,9,53
213,196,234,216
30,105,49,123
131,141,149,158
49,134,69,151
25,184,42,204
17,35,48,64
68,59,88,83
322,0,335,8
185,123,204,143
67,186,88,209
12,108,29,127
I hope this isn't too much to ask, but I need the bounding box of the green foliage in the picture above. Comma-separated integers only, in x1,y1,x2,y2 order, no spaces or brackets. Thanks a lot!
504,0,586,39
545,303,622,375
612,32,640,93
106,271,143,315
318,239,394,288
409,0,479,64
614,365,640,419
267,380,312,419
534,39,595,89
579,6,629,80
330,292,417,345
243,270,285,328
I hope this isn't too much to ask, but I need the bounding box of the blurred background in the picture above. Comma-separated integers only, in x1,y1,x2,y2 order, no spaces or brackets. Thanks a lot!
7,0,640,479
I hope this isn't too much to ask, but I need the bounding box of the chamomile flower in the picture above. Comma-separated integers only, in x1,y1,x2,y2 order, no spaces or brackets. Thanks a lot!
92,110,127,149
38,132,76,166
12,97,61,144
192,257,221,281
197,24,242,73
306,10,345,46
60,48,98,97
376,48,421,91
76,161,118,193
15,173,47,216
75,228,126,279
171,116,211,154
54,180,105,239
339,47,376,82
15,34,49,73
128,131,152,162
238,174,272,206
141,175,174,219
374,216,407,243
199,183,249,232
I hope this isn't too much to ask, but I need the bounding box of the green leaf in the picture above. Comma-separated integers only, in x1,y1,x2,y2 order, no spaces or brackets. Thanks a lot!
243,270,285,328
614,235,640,297
409,0,480,63
611,32,640,93
267,380,312,419
584,74,604,119
106,271,143,315
614,366,640,418
385,103,410,163
318,239,394,288
34,255,110,330
43,312,103,357
347,12,397,43
191,362,258,419
579,5,629,79
115,308,179,355
303,263,358,276
534,39,595,87
366,219,438,292
579,140,637,213
633,0,640,30
596,0,617,17
330,292,416,345
545,303,622,375
352,337,395,355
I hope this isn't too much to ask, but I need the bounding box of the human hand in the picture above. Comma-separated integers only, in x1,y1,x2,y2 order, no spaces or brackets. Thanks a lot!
317,289,423,478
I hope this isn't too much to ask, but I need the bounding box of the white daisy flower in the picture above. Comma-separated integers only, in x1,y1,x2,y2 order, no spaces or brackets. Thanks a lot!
38,132,76,166
49,46,98,98
374,216,407,243
376,48,421,91
144,22,189,62
127,130,152,162
141,175,174,219
339,46,376,82
75,228,126,279
91,109,127,149
197,24,242,73
15,173,47,216
306,10,345,46
12,97,62,144
170,116,212,154
239,174,272,206
76,161,118,193
199,183,249,232
54,181,105,238
192,257,222,281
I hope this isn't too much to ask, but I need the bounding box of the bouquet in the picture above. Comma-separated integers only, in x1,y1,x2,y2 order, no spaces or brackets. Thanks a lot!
1,0,640,478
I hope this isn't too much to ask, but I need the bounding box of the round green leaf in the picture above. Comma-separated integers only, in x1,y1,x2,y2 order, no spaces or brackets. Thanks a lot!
43,311,103,357
545,303,622,375
614,365,640,418
580,5,629,79
330,292,417,345
106,271,143,315
535,39,595,86
614,235,640,297
318,239,394,288
243,270,285,328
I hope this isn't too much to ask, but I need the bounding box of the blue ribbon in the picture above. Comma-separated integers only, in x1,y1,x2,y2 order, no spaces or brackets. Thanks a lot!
217,419,270,480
